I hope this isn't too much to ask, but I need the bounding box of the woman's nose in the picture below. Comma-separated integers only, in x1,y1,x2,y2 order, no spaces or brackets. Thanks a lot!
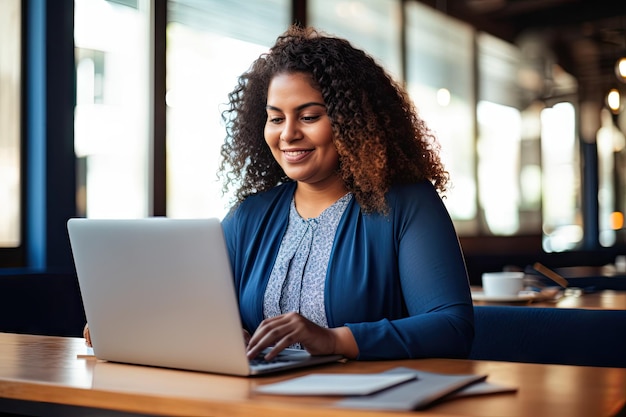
279,119,301,142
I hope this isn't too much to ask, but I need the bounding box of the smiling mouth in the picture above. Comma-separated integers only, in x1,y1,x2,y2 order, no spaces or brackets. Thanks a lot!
283,150,310,156
282,149,312,162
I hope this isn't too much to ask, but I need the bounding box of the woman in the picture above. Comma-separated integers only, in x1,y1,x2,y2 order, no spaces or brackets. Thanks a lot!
219,25,474,362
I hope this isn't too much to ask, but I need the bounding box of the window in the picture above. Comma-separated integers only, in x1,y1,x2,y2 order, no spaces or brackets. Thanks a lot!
0,0,21,248
477,101,523,235
74,0,150,218
597,107,626,247
166,0,290,219
308,0,402,81
76,0,290,221
405,2,477,234
541,102,580,251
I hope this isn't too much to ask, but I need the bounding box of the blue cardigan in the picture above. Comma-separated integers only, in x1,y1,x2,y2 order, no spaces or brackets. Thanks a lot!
221,181,474,360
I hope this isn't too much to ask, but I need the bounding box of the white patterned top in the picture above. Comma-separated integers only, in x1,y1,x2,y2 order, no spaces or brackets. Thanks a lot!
263,193,353,347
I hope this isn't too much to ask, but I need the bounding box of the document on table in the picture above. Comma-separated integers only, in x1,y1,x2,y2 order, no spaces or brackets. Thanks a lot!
337,367,511,411
76,346,95,359
255,372,417,396
255,367,515,411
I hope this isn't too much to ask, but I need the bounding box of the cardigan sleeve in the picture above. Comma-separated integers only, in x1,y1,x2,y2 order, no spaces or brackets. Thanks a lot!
344,183,474,360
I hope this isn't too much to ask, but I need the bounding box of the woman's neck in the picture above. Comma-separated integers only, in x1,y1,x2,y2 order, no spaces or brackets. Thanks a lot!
294,178,349,219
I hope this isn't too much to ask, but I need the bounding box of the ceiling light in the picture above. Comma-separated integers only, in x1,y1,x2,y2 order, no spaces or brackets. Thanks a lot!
616,57,626,82
607,88,621,114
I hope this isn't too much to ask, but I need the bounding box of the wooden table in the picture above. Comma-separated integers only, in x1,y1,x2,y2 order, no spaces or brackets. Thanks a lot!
534,265,626,291
542,289,626,309
472,288,626,309
0,333,625,417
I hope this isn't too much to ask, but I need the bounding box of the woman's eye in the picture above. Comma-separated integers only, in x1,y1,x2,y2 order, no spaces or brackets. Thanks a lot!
301,115,320,122
268,116,283,124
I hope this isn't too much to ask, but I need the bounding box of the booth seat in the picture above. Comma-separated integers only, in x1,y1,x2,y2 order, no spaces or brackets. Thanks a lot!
0,272,85,337
469,306,626,368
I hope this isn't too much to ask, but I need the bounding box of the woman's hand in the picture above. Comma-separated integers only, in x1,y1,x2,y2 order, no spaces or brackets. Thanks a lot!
83,323,92,347
246,312,358,360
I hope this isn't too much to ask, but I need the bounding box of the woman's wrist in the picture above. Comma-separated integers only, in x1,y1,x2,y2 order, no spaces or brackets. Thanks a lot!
331,326,359,359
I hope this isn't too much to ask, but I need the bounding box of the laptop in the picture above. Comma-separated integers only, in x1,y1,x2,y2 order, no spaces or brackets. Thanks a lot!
67,217,342,376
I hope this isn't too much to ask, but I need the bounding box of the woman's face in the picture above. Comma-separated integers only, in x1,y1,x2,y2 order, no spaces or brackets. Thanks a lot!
264,72,340,187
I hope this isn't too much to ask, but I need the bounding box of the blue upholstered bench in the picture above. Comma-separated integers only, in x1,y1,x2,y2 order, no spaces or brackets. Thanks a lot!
469,306,626,368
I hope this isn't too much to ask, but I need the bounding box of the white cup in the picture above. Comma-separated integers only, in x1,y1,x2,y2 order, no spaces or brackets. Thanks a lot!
481,271,525,297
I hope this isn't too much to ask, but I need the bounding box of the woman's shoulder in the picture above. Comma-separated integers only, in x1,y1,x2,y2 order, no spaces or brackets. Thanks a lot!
387,180,439,202
383,180,447,218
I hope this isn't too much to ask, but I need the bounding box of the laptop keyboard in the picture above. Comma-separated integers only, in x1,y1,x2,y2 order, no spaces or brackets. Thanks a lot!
250,353,299,366
250,355,297,366
249,348,310,369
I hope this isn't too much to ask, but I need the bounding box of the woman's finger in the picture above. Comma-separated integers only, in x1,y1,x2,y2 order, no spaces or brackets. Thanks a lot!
83,323,92,347
246,314,297,359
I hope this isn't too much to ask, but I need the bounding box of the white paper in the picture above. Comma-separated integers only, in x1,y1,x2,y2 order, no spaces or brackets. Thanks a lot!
76,346,95,359
255,373,417,396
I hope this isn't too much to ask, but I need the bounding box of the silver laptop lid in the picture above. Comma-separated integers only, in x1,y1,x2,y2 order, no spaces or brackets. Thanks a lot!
68,218,252,376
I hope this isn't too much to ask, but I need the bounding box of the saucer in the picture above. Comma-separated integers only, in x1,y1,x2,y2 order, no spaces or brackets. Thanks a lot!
471,291,542,302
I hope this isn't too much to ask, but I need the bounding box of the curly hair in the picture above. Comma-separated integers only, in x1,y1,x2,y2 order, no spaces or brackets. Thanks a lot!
219,25,448,214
